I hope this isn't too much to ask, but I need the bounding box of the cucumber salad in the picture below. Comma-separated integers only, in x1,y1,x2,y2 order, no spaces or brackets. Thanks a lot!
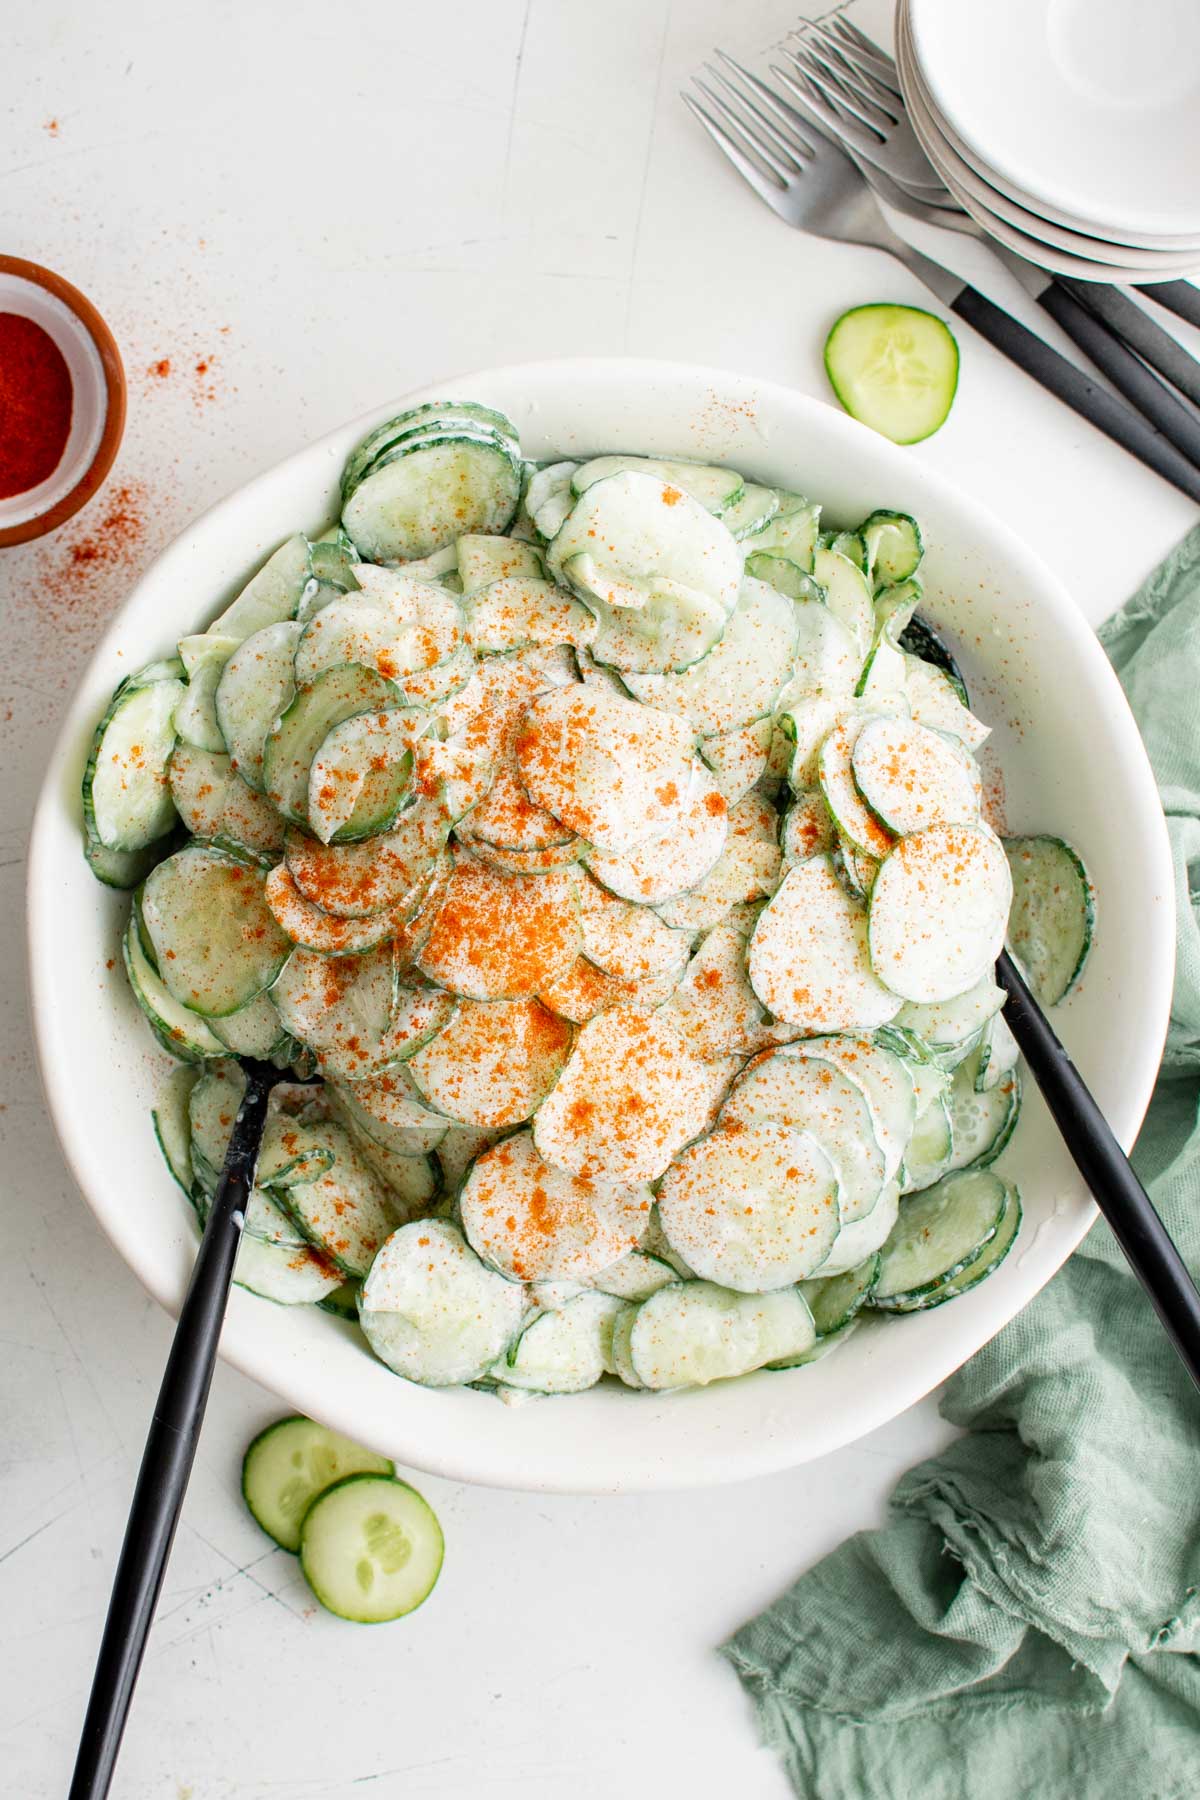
82,399,1095,1401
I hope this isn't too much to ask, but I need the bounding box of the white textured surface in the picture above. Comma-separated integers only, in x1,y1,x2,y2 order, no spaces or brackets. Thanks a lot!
1,1,1194,1795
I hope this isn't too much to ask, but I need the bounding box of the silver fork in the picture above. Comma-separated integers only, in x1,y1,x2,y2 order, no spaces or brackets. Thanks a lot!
753,40,1200,459
789,15,1200,367
682,61,1200,503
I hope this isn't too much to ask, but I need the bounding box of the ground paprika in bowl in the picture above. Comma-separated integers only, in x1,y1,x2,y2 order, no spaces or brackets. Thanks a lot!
0,255,125,548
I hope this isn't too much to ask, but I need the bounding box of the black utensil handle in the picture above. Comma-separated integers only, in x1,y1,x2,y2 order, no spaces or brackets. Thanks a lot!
1140,279,1200,333
68,1068,275,1800
1056,278,1200,411
996,950,1200,1395
1036,283,1200,472
950,285,1200,504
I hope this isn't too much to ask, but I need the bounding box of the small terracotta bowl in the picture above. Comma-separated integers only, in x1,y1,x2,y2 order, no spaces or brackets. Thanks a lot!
0,255,126,548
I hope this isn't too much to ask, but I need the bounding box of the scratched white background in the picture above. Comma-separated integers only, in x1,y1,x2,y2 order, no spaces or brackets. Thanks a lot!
2,2,1196,1796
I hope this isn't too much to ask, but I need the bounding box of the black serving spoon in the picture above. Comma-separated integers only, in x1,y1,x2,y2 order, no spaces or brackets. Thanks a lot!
898,617,1200,1393
68,1060,310,1800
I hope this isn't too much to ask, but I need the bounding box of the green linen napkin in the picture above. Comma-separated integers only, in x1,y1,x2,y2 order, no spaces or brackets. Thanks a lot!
723,526,1200,1800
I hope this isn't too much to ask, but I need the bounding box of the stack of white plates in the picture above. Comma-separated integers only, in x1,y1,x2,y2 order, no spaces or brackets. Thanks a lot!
897,0,1200,281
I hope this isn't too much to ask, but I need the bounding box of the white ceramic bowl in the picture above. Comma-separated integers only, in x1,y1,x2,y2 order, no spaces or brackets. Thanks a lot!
27,359,1174,1494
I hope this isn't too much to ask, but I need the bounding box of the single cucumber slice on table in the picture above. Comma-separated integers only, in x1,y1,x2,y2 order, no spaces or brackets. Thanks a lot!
825,304,959,444
299,1473,444,1622
242,1416,394,1553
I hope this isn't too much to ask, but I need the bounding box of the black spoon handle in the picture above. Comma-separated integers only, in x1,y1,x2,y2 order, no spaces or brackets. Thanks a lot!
68,1066,276,1800
1140,280,1200,333
996,950,1200,1394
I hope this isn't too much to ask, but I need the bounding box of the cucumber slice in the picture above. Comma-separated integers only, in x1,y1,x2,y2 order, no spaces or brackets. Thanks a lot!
798,1252,881,1339
208,990,287,1059
318,1278,363,1319
284,799,452,919
343,404,518,494
456,534,543,592
582,769,728,906
896,976,1006,1053
263,664,402,826
343,438,521,562
743,550,824,606
974,1010,1019,1092
548,470,740,624
141,846,292,1018
859,510,924,588
416,860,580,1000
945,1055,1021,1172
905,657,990,751
749,492,821,569
900,1093,954,1194
824,304,959,444
330,1069,449,1157
498,1291,625,1393
86,836,167,891
152,1065,200,1193
168,746,285,861
889,1181,1022,1311
264,864,419,957
571,454,745,516
818,716,898,858
804,1036,916,1184
781,790,836,865
868,823,1012,1004
231,1235,343,1305
407,996,573,1128
748,854,901,1033
525,460,579,539
851,716,981,837
214,620,302,792
308,709,422,845
359,1218,527,1386
667,923,771,1059
211,535,311,641
622,577,798,736
299,1473,443,1622
593,1249,679,1302
123,914,226,1061
516,683,697,857
655,790,780,931
174,633,239,754
242,1416,394,1553
626,1281,816,1389
1003,835,1094,1007
872,1166,1007,1305
812,546,874,657
578,875,691,983
815,1179,900,1276
83,667,185,853
537,952,681,1024
700,716,773,806
722,1049,886,1225
274,1123,407,1278
719,483,780,540
532,1004,711,1185
461,1129,650,1282
272,945,449,1081
465,577,597,654
658,1122,839,1291
825,529,868,572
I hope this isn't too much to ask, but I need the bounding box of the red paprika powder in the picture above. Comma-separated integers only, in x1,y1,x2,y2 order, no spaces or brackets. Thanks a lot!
0,313,74,499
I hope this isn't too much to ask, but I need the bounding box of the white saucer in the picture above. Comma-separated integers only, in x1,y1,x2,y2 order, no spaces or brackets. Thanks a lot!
897,3,1200,282
907,0,1200,241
